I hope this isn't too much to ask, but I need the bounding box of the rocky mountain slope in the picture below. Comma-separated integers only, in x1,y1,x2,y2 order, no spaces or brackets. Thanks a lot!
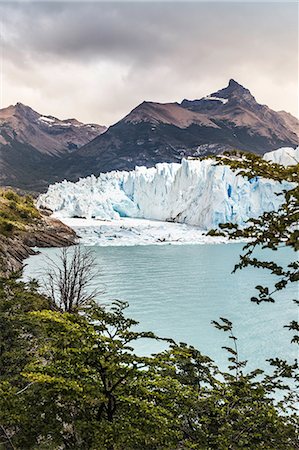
181,79,299,143
0,103,106,190
57,79,298,181
1,80,298,190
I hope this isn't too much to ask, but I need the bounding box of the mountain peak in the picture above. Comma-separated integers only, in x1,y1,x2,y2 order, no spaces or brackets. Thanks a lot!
213,79,253,100
0,103,40,122
228,78,243,88
15,102,27,108
15,102,36,112
181,79,256,113
13,102,41,122
0,102,107,162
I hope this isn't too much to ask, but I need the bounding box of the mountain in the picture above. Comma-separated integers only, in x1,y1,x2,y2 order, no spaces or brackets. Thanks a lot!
0,103,106,189
181,79,299,144
1,80,298,190
38,147,296,232
57,79,298,181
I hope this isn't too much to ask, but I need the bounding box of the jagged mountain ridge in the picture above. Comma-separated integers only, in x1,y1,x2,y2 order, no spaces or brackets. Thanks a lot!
0,103,106,189
0,103,106,156
57,79,298,182
1,80,298,190
181,79,298,142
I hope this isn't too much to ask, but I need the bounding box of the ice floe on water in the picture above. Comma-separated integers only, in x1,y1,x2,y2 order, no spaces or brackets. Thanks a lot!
61,217,230,246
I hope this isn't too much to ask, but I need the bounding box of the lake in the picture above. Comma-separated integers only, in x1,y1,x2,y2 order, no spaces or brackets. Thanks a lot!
24,242,297,374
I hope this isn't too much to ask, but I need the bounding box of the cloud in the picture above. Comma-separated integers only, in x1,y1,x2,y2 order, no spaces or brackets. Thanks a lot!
1,1,298,124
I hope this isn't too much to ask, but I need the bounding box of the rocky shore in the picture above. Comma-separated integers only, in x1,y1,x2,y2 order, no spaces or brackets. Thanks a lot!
0,212,77,276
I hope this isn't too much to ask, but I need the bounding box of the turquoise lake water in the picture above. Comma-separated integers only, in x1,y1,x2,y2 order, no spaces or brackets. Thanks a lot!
24,243,298,373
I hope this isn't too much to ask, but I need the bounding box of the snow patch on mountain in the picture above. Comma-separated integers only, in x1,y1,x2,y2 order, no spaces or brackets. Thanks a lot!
203,96,228,104
38,116,56,124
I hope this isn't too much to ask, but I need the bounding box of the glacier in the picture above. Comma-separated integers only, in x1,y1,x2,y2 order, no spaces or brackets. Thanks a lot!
38,147,297,230
263,146,299,166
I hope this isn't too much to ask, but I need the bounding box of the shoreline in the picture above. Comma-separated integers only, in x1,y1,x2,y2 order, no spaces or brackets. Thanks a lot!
0,213,77,276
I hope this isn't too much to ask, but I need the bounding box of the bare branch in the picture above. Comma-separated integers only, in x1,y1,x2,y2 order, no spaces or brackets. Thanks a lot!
42,246,103,313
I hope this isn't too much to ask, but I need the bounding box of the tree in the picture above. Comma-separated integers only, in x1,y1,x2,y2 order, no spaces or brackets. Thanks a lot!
0,279,297,449
1,296,183,449
0,275,51,449
43,246,102,313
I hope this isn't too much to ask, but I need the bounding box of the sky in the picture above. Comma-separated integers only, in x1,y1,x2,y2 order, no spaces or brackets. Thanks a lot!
1,1,298,125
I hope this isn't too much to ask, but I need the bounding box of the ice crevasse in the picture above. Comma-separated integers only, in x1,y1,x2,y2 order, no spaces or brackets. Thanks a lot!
38,147,298,230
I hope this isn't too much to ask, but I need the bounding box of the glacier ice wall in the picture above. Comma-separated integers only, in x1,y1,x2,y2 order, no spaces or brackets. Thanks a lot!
38,147,297,230
263,146,299,166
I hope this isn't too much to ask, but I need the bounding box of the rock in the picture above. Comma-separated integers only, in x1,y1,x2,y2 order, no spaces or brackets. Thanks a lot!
0,214,77,277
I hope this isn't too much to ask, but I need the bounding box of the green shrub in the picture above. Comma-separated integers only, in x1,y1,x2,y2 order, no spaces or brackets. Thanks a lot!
8,200,18,212
206,228,225,237
3,190,18,202
0,219,14,236
0,189,40,233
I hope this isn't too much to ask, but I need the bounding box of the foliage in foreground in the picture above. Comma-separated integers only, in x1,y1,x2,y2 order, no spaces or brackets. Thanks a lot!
0,276,298,450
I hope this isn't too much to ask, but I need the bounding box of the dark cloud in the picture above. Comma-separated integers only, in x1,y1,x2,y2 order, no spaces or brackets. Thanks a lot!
1,2,298,124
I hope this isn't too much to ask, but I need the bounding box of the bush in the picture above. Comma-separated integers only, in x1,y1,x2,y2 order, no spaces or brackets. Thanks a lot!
3,190,18,202
0,189,40,235
0,219,14,236
206,228,225,237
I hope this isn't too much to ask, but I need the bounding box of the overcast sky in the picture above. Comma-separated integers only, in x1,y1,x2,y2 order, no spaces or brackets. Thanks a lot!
1,1,298,125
